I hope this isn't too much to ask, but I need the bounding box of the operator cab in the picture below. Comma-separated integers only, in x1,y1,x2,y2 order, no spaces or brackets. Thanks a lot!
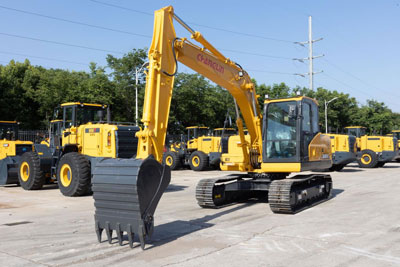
53,102,110,130
391,130,400,140
345,126,366,138
186,126,209,140
0,121,19,141
262,96,329,169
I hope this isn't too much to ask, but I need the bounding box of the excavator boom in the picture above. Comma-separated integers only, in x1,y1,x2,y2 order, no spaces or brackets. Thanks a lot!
92,6,333,249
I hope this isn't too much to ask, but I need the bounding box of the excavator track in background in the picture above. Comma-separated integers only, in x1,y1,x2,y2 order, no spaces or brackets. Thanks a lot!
196,174,332,214
196,176,242,208
269,174,332,214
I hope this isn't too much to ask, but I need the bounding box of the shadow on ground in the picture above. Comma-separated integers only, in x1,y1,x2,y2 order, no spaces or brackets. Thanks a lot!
104,202,256,249
165,184,187,192
331,188,344,198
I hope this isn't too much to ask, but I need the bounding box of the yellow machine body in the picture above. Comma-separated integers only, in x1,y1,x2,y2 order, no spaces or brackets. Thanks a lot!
0,121,33,160
0,139,33,160
345,126,398,167
0,121,34,185
325,133,357,171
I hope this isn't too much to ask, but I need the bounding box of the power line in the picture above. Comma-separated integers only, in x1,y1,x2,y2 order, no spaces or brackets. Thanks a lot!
0,4,296,61
0,50,88,66
247,69,294,75
0,32,124,54
89,0,295,43
219,48,292,60
0,5,152,39
322,72,399,107
323,57,400,99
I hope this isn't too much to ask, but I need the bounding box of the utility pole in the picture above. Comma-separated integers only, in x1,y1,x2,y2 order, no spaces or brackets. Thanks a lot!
324,97,338,133
294,16,324,91
135,62,149,126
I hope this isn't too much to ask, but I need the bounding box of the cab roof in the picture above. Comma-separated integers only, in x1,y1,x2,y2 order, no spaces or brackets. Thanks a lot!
214,128,235,131
392,130,400,132
61,102,107,108
345,126,366,129
264,96,318,106
0,120,17,124
186,126,209,129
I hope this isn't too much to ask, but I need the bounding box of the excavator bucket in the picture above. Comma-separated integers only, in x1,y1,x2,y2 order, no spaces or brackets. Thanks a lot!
92,157,171,249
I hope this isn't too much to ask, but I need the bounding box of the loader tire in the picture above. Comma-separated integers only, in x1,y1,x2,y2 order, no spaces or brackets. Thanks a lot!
57,152,91,197
18,152,45,190
357,150,378,168
163,151,181,170
189,151,208,171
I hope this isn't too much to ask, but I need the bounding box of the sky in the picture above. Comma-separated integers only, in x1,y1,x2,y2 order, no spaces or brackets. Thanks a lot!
0,0,399,111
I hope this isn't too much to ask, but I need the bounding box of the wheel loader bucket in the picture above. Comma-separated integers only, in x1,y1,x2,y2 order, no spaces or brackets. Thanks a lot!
92,157,171,249
0,157,20,185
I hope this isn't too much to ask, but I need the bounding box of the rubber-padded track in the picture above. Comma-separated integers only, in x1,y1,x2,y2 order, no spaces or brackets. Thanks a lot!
195,176,240,208
268,174,332,214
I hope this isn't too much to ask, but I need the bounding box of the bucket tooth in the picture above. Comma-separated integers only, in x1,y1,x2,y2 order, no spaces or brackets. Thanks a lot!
92,157,171,249
116,223,123,245
139,225,146,250
105,222,113,244
127,225,135,248
95,220,103,243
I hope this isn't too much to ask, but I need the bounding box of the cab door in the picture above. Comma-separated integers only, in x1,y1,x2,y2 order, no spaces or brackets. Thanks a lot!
300,99,320,161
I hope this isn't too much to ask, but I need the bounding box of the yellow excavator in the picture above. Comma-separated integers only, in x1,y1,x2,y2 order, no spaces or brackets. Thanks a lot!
0,121,34,185
91,6,333,249
345,126,398,168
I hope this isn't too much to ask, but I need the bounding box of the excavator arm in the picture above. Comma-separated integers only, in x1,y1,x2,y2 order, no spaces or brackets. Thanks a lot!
136,6,262,171
92,6,333,250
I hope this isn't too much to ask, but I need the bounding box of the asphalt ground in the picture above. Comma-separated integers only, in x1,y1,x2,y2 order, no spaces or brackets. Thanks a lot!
0,162,400,267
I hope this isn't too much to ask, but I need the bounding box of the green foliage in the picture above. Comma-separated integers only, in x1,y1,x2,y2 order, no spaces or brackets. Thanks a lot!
0,48,398,136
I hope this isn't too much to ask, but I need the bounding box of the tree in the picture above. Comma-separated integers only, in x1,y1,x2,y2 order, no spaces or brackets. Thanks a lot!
106,48,147,122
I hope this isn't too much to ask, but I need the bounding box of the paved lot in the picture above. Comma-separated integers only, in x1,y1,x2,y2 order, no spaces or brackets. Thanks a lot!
0,162,400,267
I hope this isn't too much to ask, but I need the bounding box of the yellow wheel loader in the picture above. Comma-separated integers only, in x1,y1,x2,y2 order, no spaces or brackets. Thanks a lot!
0,121,34,186
18,103,140,196
391,130,400,162
345,126,398,168
164,126,237,171
323,133,357,171
91,6,334,249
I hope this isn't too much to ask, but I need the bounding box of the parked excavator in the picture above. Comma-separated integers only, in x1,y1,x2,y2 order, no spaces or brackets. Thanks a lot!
0,121,34,185
345,126,398,168
91,6,333,249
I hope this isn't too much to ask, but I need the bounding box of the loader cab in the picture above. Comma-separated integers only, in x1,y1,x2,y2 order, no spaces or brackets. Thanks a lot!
0,121,19,141
345,126,366,138
186,126,209,140
49,120,63,148
54,102,110,131
262,96,330,169
391,130,400,140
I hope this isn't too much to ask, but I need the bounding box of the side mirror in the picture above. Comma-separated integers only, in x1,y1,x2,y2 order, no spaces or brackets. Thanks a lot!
288,105,297,118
